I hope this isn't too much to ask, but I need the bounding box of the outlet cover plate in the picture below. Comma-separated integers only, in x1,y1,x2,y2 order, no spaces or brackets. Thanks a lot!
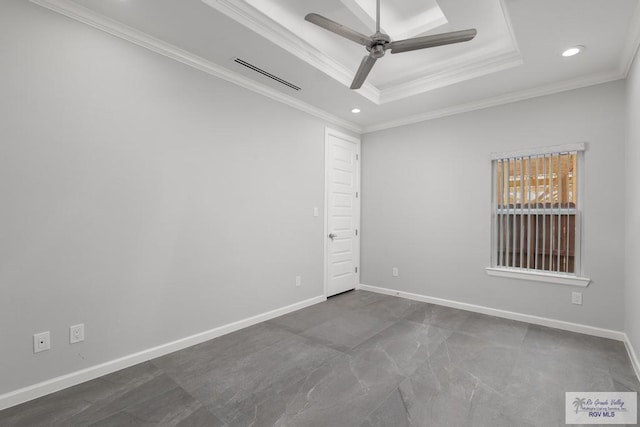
70,324,85,344
571,292,583,305
33,331,51,353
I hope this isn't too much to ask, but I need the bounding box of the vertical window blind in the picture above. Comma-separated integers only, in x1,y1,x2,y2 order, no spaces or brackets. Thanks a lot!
491,144,584,275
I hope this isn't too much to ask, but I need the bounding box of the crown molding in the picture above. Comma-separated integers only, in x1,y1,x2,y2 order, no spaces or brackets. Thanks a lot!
381,50,523,103
363,70,624,134
373,0,524,102
202,0,521,104
621,0,640,77
29,0,363,134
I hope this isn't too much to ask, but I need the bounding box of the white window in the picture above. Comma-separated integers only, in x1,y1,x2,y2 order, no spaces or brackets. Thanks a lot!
486,144,590,286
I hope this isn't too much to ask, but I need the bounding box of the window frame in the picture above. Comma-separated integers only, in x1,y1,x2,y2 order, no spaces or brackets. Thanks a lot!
486,143,591,287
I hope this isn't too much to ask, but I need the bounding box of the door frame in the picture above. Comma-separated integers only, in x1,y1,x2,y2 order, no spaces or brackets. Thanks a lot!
324,127,361,298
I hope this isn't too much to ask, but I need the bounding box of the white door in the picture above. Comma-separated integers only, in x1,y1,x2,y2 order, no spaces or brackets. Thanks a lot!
325,128,360,297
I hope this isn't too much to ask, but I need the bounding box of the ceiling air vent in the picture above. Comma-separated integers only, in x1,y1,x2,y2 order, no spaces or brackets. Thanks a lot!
233,58,301,91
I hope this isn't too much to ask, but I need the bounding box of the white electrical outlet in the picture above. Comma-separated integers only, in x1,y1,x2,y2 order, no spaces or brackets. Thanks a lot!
70,324,85,344
313,207,319,217
33,331,51,353
295,276,301,287
571,292,583,305
392,267,399,277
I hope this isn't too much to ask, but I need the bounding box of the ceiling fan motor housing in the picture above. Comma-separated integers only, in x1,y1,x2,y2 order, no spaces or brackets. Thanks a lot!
370,44,386,58
368,32,390,58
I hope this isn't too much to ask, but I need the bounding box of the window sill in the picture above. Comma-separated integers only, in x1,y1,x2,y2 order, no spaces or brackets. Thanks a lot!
485,267,591,287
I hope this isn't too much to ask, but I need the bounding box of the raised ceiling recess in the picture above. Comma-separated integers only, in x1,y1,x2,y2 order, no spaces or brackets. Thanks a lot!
202,0,523,104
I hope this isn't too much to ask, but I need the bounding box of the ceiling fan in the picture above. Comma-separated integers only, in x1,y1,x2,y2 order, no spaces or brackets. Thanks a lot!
304,0,477,89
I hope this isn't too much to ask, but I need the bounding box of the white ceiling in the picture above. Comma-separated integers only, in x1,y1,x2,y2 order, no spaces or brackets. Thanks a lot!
31,0,640,133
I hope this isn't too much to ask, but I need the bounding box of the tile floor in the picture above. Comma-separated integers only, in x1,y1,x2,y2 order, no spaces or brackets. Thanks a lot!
1,290,638,426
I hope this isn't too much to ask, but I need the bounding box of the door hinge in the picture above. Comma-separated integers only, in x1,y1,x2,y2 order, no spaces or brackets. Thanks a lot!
355,229,358,236
356,191,359,198
355,266,358,273
356,154,359,160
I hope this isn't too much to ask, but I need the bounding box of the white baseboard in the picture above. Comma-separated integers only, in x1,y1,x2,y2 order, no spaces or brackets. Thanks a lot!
0,295,326,411
623,333,640,384
359,284,626,341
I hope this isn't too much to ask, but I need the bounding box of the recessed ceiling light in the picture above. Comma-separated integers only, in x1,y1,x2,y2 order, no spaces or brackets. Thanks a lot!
351,108,361,114
562,46,585,57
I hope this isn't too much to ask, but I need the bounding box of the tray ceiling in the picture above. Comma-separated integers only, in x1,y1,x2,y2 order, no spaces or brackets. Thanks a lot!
203,0,522,104
29,0,640,132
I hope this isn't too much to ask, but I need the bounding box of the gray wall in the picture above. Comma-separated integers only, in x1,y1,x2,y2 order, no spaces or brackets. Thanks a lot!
626,51,640,361
0,1,331,394
361,81,627,331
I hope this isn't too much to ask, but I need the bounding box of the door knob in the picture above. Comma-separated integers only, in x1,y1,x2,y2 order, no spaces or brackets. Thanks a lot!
328,233,337,240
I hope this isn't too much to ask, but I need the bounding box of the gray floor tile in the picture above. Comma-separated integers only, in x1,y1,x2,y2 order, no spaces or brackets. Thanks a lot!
465,401,536,427
325,289,391,310
362,327,526,427
152,322,295,384
493,346,617,427
406,303,472,330
176,406,227,427
605,343,640,392
354,296,424,322
169,333,342,425
88,387,223,427
272,351,405,427
364,383,534,427
1,290,638,427
203,377,304,427
523,324,618,360
0,382,101,426
267,300,345,334
300,309,395,352
350,320,452,376
456,312,529,347
360,388,411,427
71,369,183,425
392,362,499,427
0,362,169,427
433,331,521,392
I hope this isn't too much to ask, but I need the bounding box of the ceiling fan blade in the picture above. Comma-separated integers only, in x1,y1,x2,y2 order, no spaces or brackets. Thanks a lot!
305,13,372,47
388,29,477,54
350,54,377,89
